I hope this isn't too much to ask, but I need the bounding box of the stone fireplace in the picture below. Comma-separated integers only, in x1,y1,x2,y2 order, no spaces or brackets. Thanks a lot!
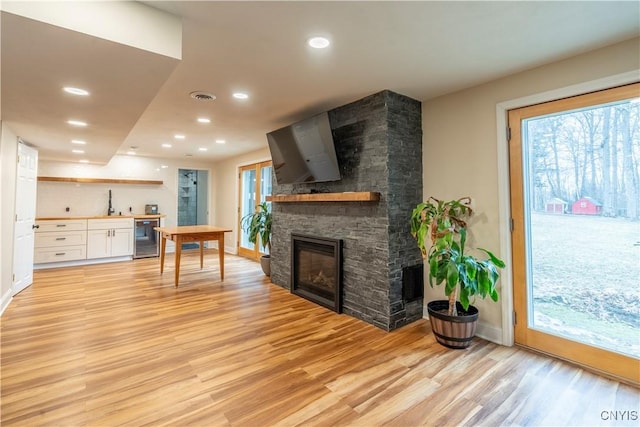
291,233,342,313
270,90,423,331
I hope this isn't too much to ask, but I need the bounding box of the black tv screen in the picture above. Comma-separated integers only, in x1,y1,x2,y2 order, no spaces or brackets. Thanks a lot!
267,112,341,185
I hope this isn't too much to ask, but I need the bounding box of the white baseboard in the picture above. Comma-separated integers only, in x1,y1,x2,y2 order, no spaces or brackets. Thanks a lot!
1,288,13,316
163,242,236,255
476,321,504,345
34,256,133,270
200,240,236,254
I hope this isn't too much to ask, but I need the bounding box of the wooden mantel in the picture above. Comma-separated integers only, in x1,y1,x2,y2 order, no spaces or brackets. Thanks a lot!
38,176,163,185
266,192,380,203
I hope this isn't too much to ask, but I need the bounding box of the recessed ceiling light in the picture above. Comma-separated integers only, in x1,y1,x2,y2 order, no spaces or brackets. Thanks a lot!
161,165,168,169
127,151,136,155
79,159,89,163
198,147,208,152
161,143,172,148
232,92,249,100
215,139,226,144
308,36,330,49
71,149,84,154
197,117,211,123
174,134,185,139
67,120,87,127
63,87,89,96
71,139,86,145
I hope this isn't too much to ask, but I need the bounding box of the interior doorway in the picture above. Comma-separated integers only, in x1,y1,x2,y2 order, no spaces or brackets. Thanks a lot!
177,169,209,249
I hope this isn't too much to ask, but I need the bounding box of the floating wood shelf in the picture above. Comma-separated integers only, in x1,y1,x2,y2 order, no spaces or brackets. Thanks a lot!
266,192,380,203
38,177,163,185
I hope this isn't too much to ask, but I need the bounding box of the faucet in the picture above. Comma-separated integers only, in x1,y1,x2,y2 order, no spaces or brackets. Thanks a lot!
108,189,115,216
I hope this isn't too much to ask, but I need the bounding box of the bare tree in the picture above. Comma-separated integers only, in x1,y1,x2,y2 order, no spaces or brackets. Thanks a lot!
528,99,638,218
611,106,620,216
620,104,638,219
547,118,565,200
601,107,614,216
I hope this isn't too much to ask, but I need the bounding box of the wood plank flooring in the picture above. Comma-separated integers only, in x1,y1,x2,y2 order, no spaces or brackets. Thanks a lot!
1,250,638,426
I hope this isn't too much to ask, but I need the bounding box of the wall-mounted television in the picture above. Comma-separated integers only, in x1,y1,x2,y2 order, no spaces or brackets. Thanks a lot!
267,111,341,185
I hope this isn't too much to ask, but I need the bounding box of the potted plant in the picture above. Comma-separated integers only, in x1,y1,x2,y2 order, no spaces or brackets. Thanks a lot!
410,196,505,349
241,201,272,276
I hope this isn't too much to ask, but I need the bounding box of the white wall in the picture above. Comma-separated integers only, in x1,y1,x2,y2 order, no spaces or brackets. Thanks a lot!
196,170,209,225
0,123,19,314
422,37,640,344
212,147,271,253
37,155,214,252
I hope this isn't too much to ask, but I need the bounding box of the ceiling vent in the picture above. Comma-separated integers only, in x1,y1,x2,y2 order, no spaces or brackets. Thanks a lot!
190,91,216,101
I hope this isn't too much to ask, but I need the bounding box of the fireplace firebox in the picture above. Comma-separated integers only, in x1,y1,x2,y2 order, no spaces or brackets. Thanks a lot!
291,233,342,313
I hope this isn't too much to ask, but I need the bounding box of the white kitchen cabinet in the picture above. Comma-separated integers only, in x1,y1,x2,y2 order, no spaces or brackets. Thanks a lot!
87,218,134,259
34,219,87,263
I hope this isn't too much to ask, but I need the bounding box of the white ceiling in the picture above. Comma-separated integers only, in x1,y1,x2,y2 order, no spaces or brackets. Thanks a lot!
2,1,639,165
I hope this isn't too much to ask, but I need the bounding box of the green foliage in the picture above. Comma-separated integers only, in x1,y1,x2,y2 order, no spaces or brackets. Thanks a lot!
410,196,505,316
241,202,272,253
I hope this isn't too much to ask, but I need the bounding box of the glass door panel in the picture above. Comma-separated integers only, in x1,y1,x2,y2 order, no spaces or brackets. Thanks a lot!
259,165,273,254
238,167,256,253
238,161,272,259
509,83,640,384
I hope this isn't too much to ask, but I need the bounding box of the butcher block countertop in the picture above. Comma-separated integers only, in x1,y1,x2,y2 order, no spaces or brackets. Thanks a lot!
36,214,166,221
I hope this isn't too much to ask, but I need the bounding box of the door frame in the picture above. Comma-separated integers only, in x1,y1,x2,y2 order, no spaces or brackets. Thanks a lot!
495,70,639,347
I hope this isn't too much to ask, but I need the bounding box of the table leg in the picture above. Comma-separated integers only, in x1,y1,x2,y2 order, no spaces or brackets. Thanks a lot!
199,240,204,269
219,234,225,281
174,236,182,288
160,235,166,274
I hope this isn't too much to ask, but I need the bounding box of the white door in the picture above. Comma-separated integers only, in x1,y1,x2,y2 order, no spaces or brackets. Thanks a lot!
13,142,38,295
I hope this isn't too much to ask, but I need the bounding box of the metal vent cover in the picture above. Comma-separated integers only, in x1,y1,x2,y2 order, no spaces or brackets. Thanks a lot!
189,91,216,101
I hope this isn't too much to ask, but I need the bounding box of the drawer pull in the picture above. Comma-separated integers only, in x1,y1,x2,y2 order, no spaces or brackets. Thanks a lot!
55,252,66,256
56,224,67,227
55,237,66,241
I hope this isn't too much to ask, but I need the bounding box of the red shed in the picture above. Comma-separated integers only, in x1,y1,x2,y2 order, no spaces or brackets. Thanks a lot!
572,197,602,215
545,198,567,214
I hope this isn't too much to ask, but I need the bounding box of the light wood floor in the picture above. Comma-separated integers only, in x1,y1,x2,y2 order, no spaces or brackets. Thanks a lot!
1,250,638,426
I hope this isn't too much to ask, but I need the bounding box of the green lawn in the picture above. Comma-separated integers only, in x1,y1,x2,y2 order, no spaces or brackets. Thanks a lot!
529,212,640,357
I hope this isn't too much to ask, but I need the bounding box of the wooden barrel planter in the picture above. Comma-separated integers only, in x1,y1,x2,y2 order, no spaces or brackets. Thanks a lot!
260,255,271,276
427,300,479,349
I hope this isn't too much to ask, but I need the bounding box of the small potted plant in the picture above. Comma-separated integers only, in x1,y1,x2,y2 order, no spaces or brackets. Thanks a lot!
410,196,505,349
241,201,272,276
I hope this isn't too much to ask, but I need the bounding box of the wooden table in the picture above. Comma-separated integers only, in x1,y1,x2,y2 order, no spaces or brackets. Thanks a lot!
155,225,232,287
